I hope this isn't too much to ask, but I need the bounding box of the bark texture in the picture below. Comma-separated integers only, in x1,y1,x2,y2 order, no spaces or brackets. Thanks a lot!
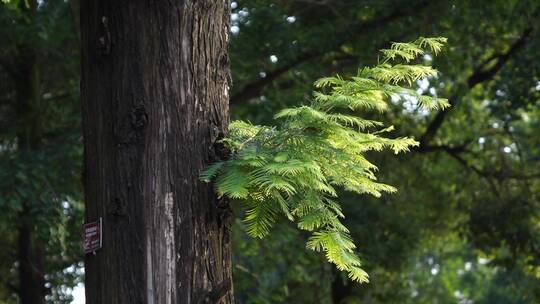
80,1,233,303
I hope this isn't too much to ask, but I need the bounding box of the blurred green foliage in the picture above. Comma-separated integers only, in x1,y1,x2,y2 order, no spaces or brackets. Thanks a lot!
228,0,540,302
0,0,82,302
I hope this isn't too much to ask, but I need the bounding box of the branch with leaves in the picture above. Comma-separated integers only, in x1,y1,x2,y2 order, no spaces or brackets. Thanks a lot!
419,27,534,147
229,0,438,105
202,37,448,282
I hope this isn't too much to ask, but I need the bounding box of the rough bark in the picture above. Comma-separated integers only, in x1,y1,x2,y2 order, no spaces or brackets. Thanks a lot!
80,1,233,303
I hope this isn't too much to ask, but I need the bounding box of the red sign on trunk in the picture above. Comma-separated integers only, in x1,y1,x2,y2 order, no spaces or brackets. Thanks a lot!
84,218,102,254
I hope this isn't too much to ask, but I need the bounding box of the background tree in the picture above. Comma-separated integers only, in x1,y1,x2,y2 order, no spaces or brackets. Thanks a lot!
0,1,82,303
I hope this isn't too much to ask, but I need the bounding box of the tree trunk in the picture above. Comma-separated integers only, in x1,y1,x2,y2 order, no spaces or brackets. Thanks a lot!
18,211,46,304
15,72,47,304
14,24,47,303
80,1,233,303
331,269,352,304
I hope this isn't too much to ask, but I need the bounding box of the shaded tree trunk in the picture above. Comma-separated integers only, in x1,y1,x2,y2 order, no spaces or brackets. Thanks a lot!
80,1,233,303
18,212,45,304
13,7,47,300
14,66,47,304
331,268,352,304
14,71,47,303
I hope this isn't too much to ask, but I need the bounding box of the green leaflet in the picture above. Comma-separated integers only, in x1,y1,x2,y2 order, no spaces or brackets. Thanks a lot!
201,37,448,283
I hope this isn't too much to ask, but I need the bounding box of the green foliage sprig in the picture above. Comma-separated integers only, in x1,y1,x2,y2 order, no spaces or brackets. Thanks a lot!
202,37,448,283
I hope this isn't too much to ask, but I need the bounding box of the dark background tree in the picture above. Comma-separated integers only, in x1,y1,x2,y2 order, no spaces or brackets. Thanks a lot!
80,0,233,303
0,1,82,303
0,0,539,303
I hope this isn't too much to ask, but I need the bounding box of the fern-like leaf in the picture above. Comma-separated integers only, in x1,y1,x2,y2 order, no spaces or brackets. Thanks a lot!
201,37,448,283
